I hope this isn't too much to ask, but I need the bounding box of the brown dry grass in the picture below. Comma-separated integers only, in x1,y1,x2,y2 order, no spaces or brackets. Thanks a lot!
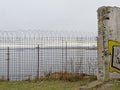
39,72,97,82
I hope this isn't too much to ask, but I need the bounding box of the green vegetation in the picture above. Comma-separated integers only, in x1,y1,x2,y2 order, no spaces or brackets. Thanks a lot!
0,72,97,90
109,80,120,90
0,79,91,90
92,80,120,90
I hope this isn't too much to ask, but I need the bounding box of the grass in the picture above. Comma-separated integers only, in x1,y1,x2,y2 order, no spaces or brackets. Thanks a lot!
42,72,97,82
0,72,97,90
92,79,120,90
109,80,120,90
0,79,91,90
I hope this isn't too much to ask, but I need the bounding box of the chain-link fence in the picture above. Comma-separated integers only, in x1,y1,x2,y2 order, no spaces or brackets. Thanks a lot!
0,31,97,81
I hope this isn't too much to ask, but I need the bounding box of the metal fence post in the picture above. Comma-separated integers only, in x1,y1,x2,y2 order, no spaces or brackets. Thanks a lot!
62,38,63,73
7,47,10,81
65,41,67,72
37,44,40,79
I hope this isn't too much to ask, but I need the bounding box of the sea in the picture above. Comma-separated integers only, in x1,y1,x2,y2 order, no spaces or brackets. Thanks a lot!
0,46,97,81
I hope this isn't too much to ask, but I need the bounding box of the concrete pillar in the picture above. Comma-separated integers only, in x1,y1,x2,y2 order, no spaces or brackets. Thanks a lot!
97,6,120,81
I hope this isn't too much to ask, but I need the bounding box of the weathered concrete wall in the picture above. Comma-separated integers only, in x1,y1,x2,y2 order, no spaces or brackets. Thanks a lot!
97,6,120,81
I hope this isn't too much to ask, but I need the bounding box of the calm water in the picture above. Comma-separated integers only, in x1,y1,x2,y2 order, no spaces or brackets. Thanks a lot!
0,47,97,81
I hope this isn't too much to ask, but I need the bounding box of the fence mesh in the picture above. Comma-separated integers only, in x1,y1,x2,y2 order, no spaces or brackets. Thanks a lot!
0,31,97,81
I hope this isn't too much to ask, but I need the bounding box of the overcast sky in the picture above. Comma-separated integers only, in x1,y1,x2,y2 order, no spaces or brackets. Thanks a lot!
0,0,120,33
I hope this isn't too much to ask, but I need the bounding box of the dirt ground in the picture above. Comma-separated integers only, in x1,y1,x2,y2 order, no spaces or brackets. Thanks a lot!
96,81,113,90
79,80,116,90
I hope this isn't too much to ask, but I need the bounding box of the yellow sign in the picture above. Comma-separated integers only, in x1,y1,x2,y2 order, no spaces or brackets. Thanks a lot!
108,40,120,73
